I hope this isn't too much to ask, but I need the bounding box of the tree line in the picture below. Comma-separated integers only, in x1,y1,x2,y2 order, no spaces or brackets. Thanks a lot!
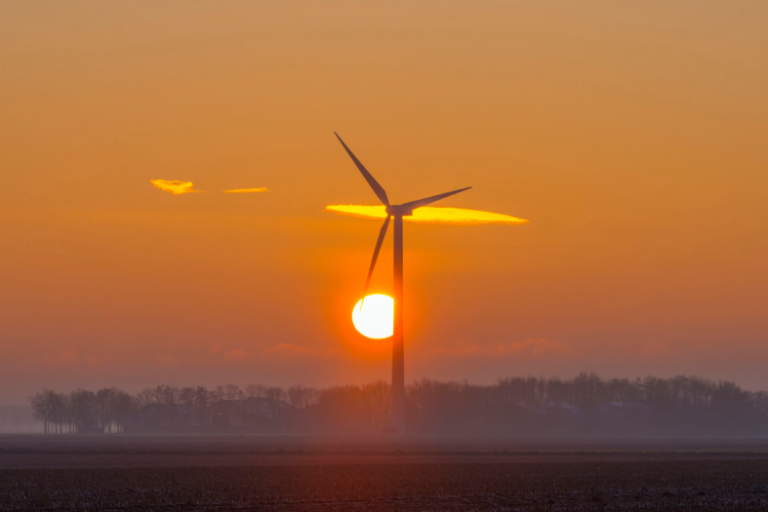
29,388,134,434
29,373,768,435
29,383,318,434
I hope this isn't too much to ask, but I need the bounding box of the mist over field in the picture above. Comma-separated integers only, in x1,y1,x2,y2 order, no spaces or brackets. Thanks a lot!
0,407,40,434
17,372,768,438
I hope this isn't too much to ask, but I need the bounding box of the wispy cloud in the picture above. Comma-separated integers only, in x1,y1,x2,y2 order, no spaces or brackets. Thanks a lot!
203,343,336,365
263,343,327,357
151,180,203,195
155,354,178,366
151,181,269,195
428,338,576,358
636,342,669,356
44,349,108,368
224,188,269,194
44,348,79,368
222,349,250,362
326,205,528,225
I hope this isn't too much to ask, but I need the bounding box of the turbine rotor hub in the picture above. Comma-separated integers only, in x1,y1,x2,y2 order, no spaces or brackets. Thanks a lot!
386,205,414,217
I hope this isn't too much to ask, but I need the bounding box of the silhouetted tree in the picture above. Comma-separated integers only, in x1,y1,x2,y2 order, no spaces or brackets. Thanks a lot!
29,390,56,434
211,385,225,403
223,384,244,401
69,389,97,433
135,388,154,408
264,387,287,418
193,386,209,408
246,384,266,398
317,382,390,433
111,389,135,433
179,387,196,409
96,388,115,432
751,391,768,415
287,385,319,409
49,392,68,433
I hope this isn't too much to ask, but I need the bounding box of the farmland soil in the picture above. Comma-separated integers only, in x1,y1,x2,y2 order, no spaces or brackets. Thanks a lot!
1,435,767,511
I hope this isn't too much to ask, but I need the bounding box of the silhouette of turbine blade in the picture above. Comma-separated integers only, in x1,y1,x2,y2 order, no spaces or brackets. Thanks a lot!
334,132,390,206
361,215,391,308
400,186,472,210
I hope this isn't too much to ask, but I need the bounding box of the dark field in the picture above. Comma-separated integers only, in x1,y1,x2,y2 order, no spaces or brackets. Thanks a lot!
2,436,768,511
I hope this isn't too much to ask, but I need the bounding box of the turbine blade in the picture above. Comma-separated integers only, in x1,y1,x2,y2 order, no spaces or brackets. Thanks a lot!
334,132,390,206
361,215,391,308
400,186,472,210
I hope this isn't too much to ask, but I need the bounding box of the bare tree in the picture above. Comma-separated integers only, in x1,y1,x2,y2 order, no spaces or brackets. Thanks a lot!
211,385,225,403
317,382,391,433
111,390,135,433
193,386,209,409
287,385,319,409
179,387,196,408
246,384,266,398
305,387,320,408
69,389,97,433
161,385,180,405
135,388,154,408
264,387,286,418
751,391,768,415
49,392,68,434
223,384,244,401
152,385,180,426
96,388,115,433
29,390,56,434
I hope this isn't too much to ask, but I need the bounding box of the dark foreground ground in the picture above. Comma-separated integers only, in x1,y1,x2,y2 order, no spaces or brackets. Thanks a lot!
2,436,768,511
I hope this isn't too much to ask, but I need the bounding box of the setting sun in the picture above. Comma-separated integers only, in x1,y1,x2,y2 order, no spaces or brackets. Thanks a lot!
352,294,394,339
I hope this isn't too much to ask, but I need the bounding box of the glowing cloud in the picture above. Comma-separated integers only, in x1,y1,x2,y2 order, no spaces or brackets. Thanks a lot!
224,188,269,193
326,205,528,225
150,180,202,195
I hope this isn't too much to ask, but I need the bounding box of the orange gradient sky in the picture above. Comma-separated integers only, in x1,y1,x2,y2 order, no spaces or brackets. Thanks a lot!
1,2,767,403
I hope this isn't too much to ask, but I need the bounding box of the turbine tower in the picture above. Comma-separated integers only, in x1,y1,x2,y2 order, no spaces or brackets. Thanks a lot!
335,132,471,435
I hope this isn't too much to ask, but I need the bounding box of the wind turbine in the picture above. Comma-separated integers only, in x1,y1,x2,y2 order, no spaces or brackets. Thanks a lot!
334,132,471,435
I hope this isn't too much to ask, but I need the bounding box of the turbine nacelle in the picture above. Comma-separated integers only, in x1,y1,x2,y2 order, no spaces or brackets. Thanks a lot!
386,205,415,217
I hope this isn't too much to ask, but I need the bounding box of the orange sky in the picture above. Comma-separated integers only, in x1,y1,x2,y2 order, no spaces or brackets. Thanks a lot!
1,2,767,402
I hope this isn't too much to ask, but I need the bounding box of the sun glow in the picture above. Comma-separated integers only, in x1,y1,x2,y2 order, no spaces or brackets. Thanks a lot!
352,294,394,339
326,205,528,225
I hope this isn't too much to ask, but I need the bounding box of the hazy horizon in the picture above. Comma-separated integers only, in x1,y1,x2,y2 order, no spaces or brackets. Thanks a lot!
2,1,767,404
